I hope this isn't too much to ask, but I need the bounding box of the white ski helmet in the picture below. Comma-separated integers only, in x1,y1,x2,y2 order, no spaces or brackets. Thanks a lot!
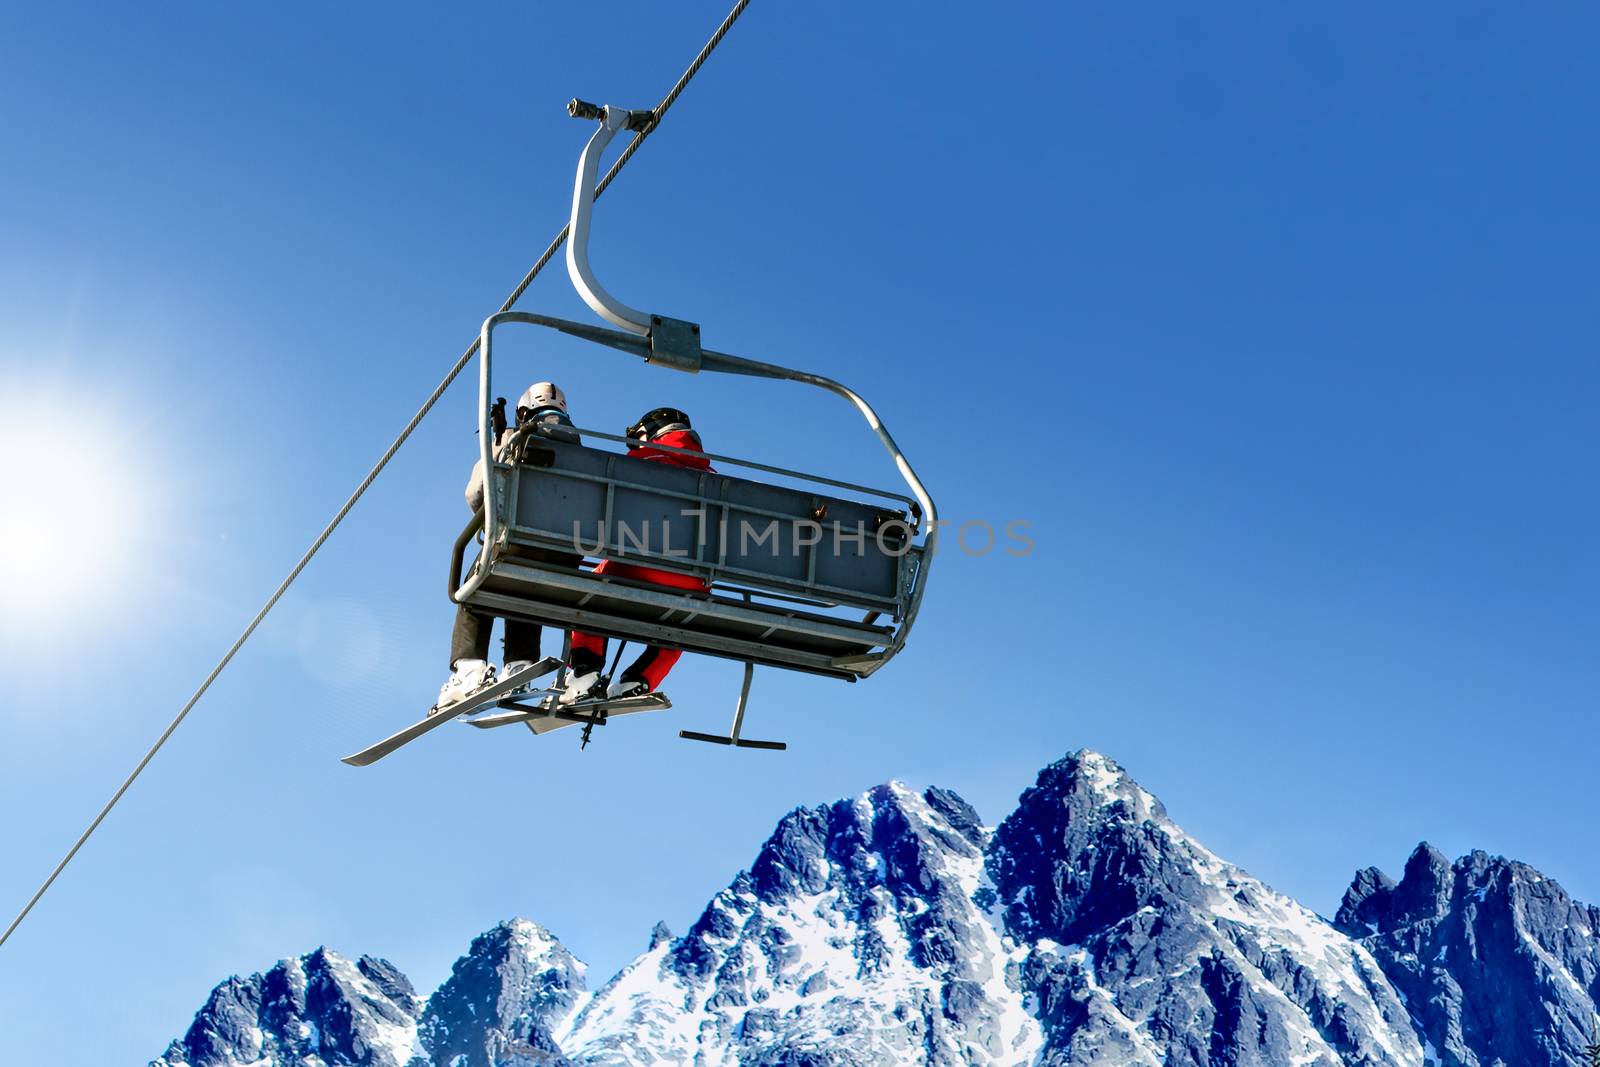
517,381,567,414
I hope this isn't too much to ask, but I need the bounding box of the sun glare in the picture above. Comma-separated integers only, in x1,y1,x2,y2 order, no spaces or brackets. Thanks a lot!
0,401,143,614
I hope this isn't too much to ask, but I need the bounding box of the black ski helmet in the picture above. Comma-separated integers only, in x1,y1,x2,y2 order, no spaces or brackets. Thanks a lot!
626,406,691,443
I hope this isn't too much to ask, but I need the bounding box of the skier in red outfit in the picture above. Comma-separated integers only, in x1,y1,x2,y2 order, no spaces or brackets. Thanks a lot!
559,407,712,704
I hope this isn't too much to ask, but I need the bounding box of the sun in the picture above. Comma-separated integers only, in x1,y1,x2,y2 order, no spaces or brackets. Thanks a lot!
0,400,142,612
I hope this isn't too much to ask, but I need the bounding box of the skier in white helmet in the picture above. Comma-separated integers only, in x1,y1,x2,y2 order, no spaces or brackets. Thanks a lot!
435,381,580,711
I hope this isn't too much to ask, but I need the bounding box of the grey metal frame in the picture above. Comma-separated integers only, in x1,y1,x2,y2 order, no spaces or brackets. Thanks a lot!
450,99,937,690
449,313,937,679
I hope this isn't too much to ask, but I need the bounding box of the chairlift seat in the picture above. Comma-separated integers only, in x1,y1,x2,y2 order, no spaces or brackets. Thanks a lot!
451,438,926,681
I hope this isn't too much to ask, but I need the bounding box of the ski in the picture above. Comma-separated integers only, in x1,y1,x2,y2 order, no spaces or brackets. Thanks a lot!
465,691,672,731
340,657,561,766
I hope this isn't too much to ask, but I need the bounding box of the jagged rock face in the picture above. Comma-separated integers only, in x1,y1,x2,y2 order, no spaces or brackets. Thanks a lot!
1336,843,1600,1067
152,749,1600,1067
557,782,1040,1066
420,919,585,1067
987,752,1422,1066
152,949,423,1067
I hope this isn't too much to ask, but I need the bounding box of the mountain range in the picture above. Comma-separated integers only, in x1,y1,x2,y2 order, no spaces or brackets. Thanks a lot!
152,749,1600,1066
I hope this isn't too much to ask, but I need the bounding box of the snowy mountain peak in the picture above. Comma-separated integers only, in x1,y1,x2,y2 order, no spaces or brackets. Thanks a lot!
504,917,588,983
560,780,1035,1065
152,749,1600,1067
986,749,1184,947
152,948,422,1067
736,780,987,915
988,749,1422,1065
418,918,586,1067
1066,748,1164,819
1337,844,1600,1067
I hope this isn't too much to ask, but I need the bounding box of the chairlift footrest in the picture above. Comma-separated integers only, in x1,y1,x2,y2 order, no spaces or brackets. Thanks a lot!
466,691,671,730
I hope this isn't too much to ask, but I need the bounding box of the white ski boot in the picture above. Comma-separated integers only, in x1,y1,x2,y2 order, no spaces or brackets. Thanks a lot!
502,660,538,696
557,670,605,706
433,659,495,715
607,677,648,701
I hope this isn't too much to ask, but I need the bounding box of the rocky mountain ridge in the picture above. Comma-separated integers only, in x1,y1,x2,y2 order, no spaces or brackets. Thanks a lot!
153,750,1600,1066
1336,843,1600,1067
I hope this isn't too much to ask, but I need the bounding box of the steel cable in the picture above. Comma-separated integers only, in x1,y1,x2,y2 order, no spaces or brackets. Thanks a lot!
0,0,752,953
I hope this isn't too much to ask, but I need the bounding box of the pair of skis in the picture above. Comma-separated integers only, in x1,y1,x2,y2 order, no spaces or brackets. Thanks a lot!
340,658,670,767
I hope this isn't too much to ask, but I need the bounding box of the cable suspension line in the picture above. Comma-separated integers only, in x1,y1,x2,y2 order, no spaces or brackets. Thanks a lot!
0,0,752,955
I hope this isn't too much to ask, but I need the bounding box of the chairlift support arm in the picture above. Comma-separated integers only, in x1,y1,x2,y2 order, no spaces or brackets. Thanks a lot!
566,101,657,337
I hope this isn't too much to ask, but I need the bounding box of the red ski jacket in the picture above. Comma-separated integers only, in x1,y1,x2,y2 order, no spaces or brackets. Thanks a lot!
629,428,712,471
595,428,713,590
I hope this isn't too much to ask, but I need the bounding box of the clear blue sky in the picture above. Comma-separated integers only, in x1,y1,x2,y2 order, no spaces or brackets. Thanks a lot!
2,2,1597,1060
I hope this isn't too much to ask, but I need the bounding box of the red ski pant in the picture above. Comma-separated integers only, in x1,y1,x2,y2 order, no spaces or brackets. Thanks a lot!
569,560,706,691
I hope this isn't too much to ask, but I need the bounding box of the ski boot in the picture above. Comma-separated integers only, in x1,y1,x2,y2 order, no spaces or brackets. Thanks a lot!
432,659,495,716
502,660,539,697
606,676,649,701
557,669,606,706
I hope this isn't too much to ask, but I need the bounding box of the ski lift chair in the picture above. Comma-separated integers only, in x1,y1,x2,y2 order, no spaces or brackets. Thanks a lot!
449,102,938,749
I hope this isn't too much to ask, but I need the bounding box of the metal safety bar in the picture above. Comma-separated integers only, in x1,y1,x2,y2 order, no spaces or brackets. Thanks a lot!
563,423,920,513
459,309,939,670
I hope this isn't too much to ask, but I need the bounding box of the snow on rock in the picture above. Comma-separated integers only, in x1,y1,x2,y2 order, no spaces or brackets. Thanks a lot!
151,948,424,1067
988,750,1422,1066
419,918,587,1067
1336,842,1600,1067
151,747,1600,1066
559,781,1039,1066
